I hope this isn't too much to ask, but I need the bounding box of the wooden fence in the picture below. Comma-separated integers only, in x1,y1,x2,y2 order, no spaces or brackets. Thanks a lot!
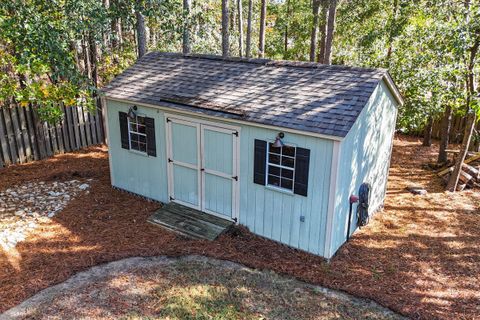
431,114,480,146
0,102,105,168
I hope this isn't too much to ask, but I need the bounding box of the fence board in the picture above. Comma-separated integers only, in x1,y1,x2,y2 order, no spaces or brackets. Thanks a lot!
17,106,33,161
2,107,18,164
0,109,11,166
9,105,26,163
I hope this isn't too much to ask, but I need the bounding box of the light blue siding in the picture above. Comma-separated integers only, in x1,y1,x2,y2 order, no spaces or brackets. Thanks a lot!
107,99,334,257
106,102,169,202
238,127,333,256
329,80,398,257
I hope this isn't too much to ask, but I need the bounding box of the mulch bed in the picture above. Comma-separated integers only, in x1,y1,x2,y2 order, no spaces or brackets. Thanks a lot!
0,137,479,320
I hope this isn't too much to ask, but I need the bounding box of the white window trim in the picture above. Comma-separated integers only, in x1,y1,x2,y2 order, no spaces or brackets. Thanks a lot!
266,142,296,192
127,115,148,154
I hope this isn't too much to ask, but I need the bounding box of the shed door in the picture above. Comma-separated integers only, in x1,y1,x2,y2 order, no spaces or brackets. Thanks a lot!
201,125,238,220
166,117,238,221
166,119,201,209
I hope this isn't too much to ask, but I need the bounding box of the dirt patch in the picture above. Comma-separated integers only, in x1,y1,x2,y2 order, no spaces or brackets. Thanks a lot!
1,255,404,320
0,136,479,320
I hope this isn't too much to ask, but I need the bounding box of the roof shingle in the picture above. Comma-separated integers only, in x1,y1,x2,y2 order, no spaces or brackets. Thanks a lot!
103,52,394,138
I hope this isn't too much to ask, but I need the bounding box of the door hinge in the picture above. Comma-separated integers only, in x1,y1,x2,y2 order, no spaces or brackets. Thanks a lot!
233,131,238,137
169,196,175,201
232,176,238,181
168,158,173,163
232,217,238,223
166,117,171,123
201,168,205,171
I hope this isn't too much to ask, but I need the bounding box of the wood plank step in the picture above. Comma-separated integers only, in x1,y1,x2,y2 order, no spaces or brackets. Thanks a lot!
147,202,234,241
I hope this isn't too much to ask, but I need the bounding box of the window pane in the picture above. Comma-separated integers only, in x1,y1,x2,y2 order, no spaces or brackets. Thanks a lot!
131,140,139,150
268,175,280,187
129,122,137,131
138,142,147,152
268,165,280,176
137,125,146,134
281,156,295,168
136,116,145,125
139,135,146,143
269,154,280,165
281,168,294,179
283,146,295,157
269,143,281,154
281,178,293,190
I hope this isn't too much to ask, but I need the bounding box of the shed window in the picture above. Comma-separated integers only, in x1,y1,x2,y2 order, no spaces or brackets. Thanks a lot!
128,115,147,153
267,143,296,191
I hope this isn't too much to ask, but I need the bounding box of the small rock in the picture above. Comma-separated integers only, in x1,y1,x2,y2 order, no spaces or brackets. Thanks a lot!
79,184,90,191
406,186,427,195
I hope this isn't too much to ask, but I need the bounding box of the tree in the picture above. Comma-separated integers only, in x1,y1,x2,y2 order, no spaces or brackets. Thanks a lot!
309,0,321,62
317,0,328,63
246,0,253,58
437,105,453,163
183,0,192,54
237,0,244,57
135,6,147,58
258,0,267,57
324,0,337,64
222,0,230,57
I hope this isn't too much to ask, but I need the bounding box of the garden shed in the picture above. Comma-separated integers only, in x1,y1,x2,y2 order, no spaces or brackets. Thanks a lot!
102,52,403,259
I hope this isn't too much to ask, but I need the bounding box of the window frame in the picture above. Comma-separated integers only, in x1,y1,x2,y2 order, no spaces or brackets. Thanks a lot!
127,115,148,154
265,142,296,192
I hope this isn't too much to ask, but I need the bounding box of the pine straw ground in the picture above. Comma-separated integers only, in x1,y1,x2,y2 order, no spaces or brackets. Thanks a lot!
0,135,479,320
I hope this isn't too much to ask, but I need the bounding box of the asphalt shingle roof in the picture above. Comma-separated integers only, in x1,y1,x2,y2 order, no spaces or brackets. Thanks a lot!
103,52,397,138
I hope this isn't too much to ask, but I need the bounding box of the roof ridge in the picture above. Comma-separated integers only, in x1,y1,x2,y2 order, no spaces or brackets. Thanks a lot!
144,51,387,74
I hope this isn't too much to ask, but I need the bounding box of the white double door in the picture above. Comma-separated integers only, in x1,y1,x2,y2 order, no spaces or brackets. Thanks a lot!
166,116,239,221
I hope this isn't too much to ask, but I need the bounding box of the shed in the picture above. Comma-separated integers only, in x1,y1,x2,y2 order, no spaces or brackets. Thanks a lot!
102,52,403,259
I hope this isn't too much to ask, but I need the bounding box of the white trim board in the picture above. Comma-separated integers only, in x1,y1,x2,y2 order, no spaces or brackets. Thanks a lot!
105,97,343,142
324,140,341,259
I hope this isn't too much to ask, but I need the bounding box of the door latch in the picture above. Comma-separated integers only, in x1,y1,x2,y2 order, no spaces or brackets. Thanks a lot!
232,176,238,181
168,158,173,163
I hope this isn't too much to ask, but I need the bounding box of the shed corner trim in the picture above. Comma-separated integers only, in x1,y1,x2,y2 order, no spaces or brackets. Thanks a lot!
324,140,341,258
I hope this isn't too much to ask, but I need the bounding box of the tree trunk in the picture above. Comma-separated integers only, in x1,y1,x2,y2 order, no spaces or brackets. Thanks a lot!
324,0,337,65
437,105,453,163
258,0,267,58
283,0,290,58
88,33,99,88
446,35,479,192
135,9,147,58
317,0,328,63
222,0,230,57
82,33,92,79
183,0,192,54
237,0,244,57
246,0,253,58
309,0,321,62
422,116,433,147
386,0,399,65
102,0,110,49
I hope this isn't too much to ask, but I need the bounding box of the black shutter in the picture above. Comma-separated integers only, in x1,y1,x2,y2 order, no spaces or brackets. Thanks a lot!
119,112,129,149
145,117,157,157
294,147,310,196
253,139,267,185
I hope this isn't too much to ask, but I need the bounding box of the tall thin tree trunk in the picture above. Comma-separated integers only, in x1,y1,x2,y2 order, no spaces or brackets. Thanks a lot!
135,8,147,58
283,0,290,58
422,116,433,147
82,33,92,79
386,0,399,66
102,0,110,50
437,105,453,163
183,0,192,54
89,33,99,89
317,0,328,63
324,0,337,65
222,0,230,57
237,0,244,57
258,0,267,58
447,35,479,191
309,0,321,62
246,0,253,58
